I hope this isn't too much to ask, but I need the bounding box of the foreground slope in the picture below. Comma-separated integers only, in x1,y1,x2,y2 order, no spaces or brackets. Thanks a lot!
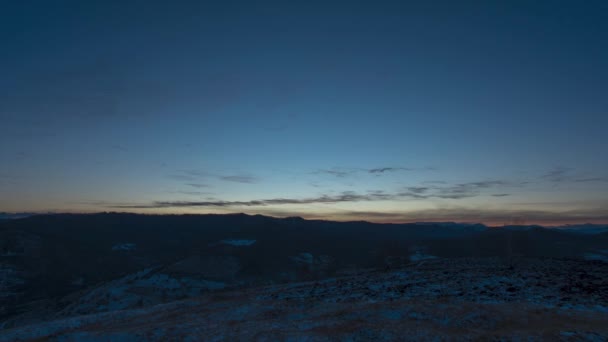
2,257,607,341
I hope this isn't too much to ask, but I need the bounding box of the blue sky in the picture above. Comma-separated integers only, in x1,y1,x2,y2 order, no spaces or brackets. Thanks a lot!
1,1,607,225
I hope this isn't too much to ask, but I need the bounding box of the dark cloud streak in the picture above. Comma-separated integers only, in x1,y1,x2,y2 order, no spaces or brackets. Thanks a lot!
540,167,608,184
109,191,399,209
167,170,258,184
368,167,412,173
186,183,209,188
220,175,258,184
108,180,511,209
314,166,432,178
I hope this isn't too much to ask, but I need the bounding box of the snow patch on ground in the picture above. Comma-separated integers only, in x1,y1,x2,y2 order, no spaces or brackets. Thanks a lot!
220,239,256,246
291,252,314,265
409,252,438,262
584,250,608,262
112,243,136,251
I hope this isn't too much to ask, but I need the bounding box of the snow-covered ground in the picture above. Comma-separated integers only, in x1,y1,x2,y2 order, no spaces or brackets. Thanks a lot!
55,267,228,318
584,249,608,262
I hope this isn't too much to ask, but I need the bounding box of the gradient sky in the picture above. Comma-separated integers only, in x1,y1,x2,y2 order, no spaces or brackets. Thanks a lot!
1,1,607,225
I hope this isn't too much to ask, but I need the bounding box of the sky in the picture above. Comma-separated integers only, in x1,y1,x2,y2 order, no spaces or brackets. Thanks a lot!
1,1,607,225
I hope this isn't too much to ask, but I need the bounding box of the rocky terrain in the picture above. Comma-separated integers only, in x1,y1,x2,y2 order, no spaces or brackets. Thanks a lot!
1,257,607,341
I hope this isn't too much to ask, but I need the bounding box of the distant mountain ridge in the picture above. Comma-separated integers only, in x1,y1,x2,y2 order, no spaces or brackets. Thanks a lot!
549,223,608,235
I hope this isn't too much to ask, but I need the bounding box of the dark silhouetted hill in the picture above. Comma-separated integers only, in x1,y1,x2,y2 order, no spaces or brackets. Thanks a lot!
1,213,607,330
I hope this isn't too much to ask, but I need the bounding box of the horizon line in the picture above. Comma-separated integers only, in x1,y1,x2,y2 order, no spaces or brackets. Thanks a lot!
2,211,607,228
